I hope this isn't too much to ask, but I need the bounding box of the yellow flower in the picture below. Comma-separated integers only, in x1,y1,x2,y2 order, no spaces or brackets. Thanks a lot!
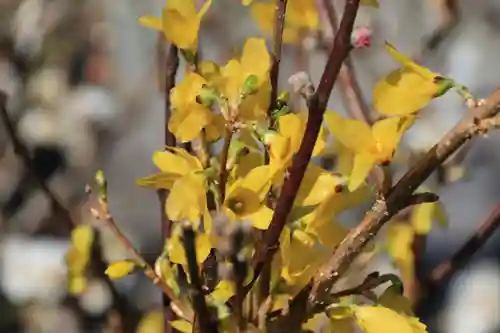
216,38,271,120
168,227,212,267
280,227,329,292
386,221,415,286
325,112,414,191
169,72,214,142
65,224,94,295
373,42,445,116
223,165,274,229
136,147,210,228
268,112,339,206
139,0,212,51
251,0,319,44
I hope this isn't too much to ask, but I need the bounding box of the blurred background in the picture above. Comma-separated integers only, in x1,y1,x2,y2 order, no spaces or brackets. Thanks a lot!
0,0,500,332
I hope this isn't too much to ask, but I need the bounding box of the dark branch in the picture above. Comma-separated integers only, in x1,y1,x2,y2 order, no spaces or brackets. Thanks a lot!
182,225,219,333
0,91,74,230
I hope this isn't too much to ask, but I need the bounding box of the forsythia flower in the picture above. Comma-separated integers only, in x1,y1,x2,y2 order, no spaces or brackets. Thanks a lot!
223,165,274,229
251,0,319,44
217,37,271,121
280,226,330,292
373,42,450,116
325,112,414,191
169,72,214,142
136,147,210,229
168,227,212,268
139,0,212,51
65,224,94,295
268,112,339,206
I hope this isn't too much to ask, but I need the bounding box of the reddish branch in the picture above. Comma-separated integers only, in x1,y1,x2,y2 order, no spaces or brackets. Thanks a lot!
308,89,500,313
247,0,361,297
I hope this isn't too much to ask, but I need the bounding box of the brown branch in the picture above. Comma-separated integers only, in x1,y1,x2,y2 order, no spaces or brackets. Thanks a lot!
308,88,500,313
427,202,500,286
269,0,288,114
182,225,219,333
0,91,74,231
247,0,361,297
158,43,180,333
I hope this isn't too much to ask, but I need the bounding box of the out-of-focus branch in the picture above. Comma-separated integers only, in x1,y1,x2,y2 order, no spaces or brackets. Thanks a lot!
428,202,500,286
0,91,74,231
422,0,460,56
308,88,500,313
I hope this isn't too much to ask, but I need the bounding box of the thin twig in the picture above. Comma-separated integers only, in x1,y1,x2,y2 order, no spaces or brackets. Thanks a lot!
92,178,192,320
182,225,219,333
308,88,500,315
247,0,361,299
269,0,289,114
0,91,74,230
218,127,232,203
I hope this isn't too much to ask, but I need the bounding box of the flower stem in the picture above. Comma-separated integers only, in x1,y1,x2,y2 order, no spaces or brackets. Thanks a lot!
218,127,233,204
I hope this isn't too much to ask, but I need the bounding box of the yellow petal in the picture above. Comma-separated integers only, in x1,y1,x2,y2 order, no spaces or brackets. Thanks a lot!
135,172,179,189
205,113,226,142
138,15,163,31
105,260,137,279
152,147,202,177
235,165,273,202
166,173,207,222
246,205,273,230
295,164,341,206
353,306,418,333
348,153,376,191
162,8,199,50
68,275,87,295
197,0,213,20
220,59,244,104
136,311,163,333
168,103,213,142
242,0,254,6
250,3,274,34
171,72,207,107
169,231,212,265
210,280,235,303
386,222,415,283
373,68,438,116
71,224,94,254
169,320,193,333
324,111,374,153
371,116,414,159
384,42,436,79
241,37,270,79
166,0,197,16
239,80,271,120
361,0,379,7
